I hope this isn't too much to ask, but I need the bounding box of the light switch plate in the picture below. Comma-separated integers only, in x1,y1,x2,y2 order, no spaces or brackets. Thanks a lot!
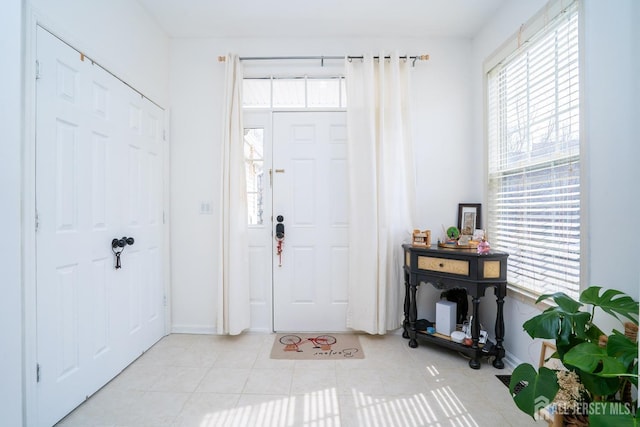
199,201,213,214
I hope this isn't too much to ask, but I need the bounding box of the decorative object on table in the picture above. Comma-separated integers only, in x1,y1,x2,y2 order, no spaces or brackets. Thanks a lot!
438,224,481,249
412,229,431,247
458,235,471,245
477,234,491,254
438,239,479,249
508,286,638,426
414,318,434,331
446,226,460,241
435,300,457,336
450,330,466,344
457,203,481,236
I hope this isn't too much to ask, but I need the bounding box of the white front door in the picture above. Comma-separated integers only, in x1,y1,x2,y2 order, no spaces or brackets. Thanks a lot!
272,112,349,331
34,26,165,427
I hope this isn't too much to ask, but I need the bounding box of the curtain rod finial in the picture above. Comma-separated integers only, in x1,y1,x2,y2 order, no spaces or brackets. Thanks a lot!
420,54,430,61
218,56,227,62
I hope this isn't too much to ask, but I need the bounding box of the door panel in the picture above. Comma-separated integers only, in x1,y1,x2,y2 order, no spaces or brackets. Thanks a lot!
272,112,349,332
35,26,165,427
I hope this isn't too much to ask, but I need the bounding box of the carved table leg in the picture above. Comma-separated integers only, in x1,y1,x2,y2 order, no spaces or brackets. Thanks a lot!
408,282,418,348
402,270,410,339
493,286,506,369
469,296,481,369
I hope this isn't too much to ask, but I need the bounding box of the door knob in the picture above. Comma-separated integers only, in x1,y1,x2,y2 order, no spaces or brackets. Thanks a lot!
111,236,135,269
111,237,135,249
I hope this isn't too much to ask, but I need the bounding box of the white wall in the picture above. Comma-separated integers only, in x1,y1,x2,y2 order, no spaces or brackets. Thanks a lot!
582,0,640,332
28,0,170,105
471,0,640,366
0,1,25,424
169,36,475,332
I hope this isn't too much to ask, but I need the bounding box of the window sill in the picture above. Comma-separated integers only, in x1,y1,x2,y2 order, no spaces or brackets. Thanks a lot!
506,285,554,311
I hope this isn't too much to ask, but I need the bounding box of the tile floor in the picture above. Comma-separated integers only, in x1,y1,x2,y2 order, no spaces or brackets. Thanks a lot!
56,332,544,427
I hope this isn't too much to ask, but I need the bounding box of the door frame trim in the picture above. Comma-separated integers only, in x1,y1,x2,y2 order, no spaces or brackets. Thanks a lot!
23,9,39,426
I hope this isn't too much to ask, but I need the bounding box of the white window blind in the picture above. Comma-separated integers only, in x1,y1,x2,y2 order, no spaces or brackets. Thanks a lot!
487,1,580,298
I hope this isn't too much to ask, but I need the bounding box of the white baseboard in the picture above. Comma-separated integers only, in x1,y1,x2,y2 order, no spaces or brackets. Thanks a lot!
502,350,524,370
247,327,273,334
170,324,216,334
170,325,276,335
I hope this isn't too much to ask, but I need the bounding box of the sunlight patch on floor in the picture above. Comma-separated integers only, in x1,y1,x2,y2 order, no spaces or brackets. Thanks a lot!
352,390,441,427
432,385,479,427
194,390,343,427
189,386,485,426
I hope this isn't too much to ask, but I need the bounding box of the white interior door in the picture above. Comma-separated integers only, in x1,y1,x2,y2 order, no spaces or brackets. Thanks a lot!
34,26,165,427
272,112,349,332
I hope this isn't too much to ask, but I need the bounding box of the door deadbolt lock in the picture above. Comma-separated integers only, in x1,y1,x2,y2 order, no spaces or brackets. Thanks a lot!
275,216,285,267
275,216,285,240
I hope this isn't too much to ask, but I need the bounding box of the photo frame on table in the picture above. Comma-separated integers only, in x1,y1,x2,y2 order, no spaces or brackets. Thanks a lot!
458,203,481,236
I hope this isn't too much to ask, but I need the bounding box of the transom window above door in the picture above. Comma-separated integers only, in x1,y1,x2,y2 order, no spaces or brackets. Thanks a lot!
243,77,347,109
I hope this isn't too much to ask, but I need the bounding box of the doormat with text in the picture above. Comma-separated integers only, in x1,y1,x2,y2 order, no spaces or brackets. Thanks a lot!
270,333,364,360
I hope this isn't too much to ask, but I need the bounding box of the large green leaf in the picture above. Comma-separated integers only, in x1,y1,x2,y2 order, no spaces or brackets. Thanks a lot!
607,332,638,369
564,342,628,377
580,286,639,325
571,310,593,340
578,370,621,397
523,310,564,340
510,364,559,419
537,291,583,313
631,361,639,388
585,322,606,342
589,402,639,427
556,336,588,361
523,308,591,345
564,342,604,372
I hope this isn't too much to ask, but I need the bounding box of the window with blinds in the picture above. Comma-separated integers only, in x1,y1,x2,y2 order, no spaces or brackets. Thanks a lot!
486,1,580,298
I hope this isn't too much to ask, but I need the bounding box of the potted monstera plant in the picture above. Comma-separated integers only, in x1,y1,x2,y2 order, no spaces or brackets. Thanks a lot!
509,286,638,427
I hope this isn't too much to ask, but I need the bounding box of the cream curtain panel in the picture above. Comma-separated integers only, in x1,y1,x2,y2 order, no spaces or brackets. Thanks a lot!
345,53,417,334
218,54,250,335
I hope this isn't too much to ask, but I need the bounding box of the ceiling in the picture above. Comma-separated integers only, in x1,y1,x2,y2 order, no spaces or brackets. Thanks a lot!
136,0,507,39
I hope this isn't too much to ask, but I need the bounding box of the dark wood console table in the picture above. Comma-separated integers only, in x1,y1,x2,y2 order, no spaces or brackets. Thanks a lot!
402,244,508,369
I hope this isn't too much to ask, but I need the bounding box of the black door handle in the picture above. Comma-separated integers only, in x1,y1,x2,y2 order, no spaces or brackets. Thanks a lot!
275,215,285,240
111,237,135,249
111,236,135,269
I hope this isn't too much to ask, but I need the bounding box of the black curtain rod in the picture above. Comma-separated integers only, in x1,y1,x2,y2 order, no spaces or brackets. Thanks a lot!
218,54,429,66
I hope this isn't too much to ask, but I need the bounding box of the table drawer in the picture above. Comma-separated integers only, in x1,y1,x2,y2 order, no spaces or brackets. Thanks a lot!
418,256,469,276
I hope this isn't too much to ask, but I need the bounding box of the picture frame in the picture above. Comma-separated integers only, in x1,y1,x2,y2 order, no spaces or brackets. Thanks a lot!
457,203,481,236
